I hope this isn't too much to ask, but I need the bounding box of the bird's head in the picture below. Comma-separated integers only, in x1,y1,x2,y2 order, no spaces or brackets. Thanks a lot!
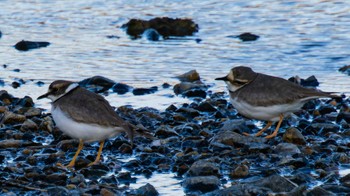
37,80,79,102
215,66,257,92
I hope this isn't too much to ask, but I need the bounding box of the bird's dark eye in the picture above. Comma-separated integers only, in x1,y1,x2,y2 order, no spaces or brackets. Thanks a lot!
51,88,58,93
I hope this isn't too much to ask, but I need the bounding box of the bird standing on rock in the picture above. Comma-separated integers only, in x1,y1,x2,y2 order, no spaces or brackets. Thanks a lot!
38,80,150,168
216,66,339,139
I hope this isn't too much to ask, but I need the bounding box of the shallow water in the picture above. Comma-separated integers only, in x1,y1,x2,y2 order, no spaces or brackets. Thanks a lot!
1,0,350,194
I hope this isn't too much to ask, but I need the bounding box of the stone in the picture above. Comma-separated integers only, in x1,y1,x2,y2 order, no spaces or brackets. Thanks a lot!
143,28,160,41
210,131,265,148
282,127,307,145
14,40,50,51
183,176,220,193
112,83,131,94
204,184,267,196
3,111,26,124
236,32,259,41
253,174,297,192
339,65,350,75
173,82,207,95
135,183,159,196
132,86,158,95
20,119,38,132
275,143,301,155
79,75,115,90
0,139,23,148
46,186,70,196
176,70,200,82
230,164,249,179
187,160,220,177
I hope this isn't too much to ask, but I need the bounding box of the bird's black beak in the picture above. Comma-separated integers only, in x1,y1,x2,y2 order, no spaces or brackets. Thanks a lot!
215,76,229,81
37,92,50,100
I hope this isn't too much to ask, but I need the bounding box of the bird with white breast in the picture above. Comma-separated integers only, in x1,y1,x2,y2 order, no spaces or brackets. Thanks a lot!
216,66,339,139
38,80,141,168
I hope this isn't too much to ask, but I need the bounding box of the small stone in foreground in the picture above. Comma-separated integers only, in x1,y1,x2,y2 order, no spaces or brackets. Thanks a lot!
135,183,159,196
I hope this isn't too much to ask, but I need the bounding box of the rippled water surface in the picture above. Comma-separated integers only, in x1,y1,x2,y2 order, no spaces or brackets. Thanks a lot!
1,0,350,194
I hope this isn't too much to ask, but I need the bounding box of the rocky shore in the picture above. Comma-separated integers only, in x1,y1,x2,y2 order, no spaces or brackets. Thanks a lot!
0,71,350,196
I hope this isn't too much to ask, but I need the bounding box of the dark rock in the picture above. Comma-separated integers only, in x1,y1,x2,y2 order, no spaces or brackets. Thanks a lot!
195,102,217,112
20,119,38,132
162,83,171,88
318,105,336,115
0,90,15,105
236,32,259,41
183,89,207,98
176,107,200,118
187,160,219,177
230,164,249,179
81,167,109,180
3,111,26,124
135,183,159,196
0,79,4,86
275,143,301,155
183,176,220,193
253,174,297,192
112,83,131,94
132,86,158,95
210,131,265,148
309,123,340,134
79,75,115,91
122,17,198,39
14,40,50,51
118,143,133,154
339,65,350,75
306,186,334,196
16,96,34,107
101,188,119,196
43,174,67,184
117,172,136,184
143,28,160,41
0,140,23,148
36,81,45,87
56,139,79,151
12,81,20,88
106,35,120,39
23,107,42,117
337,112,350,124
13,69,20,72
176,70,200,82
282,127,307,145
47,186,70,196
220,119,251,133
204,184,268,196
155,125,179,139
173,82,207,95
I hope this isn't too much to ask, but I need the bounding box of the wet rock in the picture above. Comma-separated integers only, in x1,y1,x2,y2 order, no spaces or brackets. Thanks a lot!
210,131,265,148
318,105,336,115
79,75,115,91
117,171,136,184
56,139,79,151
2,111,26,124
12,81,20,88
283,127,307,145
0,90,14,105
143,28,160,41
135,183,159,196
204,184,268,196
101,188,119,196
154,125,179,139
235,32,259,41
176,70,200,82
80,167,109,180
0,139,23,148
220,119,251,133
187,160,219,177
16,96,34,107
44,173,67,184
23,107,42,117
275,143,301,155
183,176,220,193
47,186,70,196
176,107,200,118
253,174,297,192
118,143,133,154
14,40,50,51
195,102,217,113
337,112,350,124
173,82,207,95
112,83,131,95
132,86,158,96
288,75,320,87
339,65,350,75
122,17,199,39
183,89,207,98
230,164,249,179
306,186,334,195
20,119,38,132
309,123,340,134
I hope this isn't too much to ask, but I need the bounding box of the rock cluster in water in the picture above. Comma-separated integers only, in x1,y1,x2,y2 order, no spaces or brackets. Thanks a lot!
121,17,199,40
0,71,350,195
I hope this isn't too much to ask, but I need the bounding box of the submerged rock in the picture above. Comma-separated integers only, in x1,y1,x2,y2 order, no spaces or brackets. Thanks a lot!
122,17,199,39
135,183,159,196
183,176,220,193
339,65,350,75
14,40,50,51
235,32,259,41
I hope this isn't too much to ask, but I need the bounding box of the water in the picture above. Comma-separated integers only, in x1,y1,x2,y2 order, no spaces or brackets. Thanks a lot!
1,0,350,194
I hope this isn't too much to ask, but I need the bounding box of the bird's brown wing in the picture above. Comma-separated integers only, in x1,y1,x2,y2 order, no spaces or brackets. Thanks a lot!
55,87,128,128
235,74,336,107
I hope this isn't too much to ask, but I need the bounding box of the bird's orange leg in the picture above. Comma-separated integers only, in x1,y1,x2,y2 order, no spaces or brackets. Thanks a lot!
57,139,84,168
88,140,104,166
265,114,284,139
255,121,273,137
243,121,273,136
